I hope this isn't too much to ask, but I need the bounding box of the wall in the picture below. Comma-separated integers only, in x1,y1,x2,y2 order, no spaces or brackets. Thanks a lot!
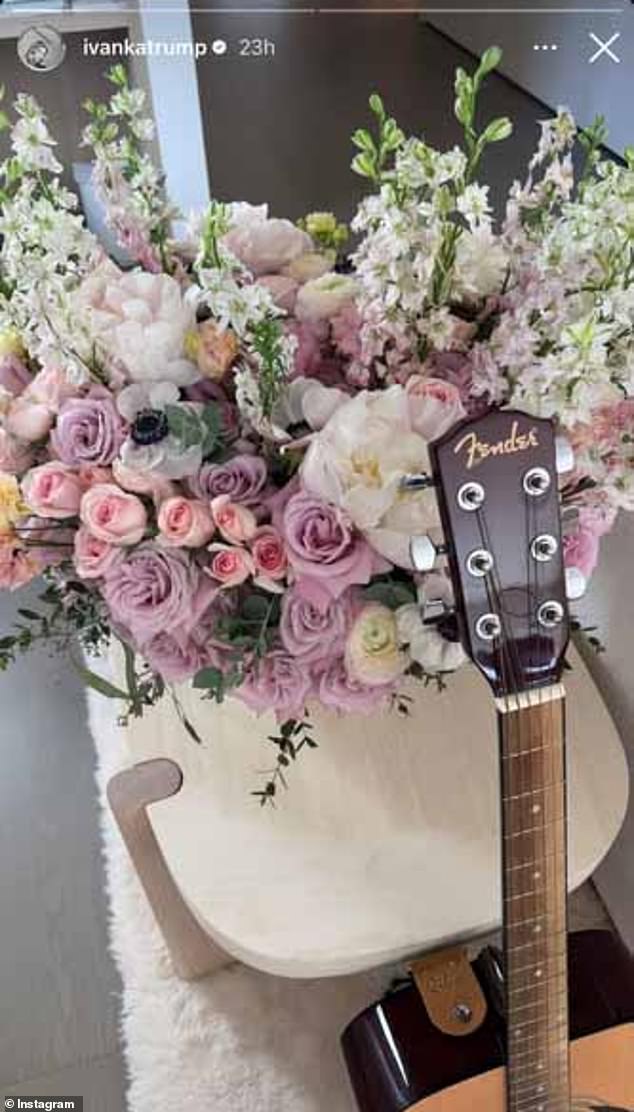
0,29,128,193
190,14,562,221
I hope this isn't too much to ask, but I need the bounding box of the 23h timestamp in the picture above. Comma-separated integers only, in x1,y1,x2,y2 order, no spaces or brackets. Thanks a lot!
239,38,276,57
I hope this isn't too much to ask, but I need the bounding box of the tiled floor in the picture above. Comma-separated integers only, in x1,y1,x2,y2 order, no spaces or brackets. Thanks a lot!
0,586,127,1108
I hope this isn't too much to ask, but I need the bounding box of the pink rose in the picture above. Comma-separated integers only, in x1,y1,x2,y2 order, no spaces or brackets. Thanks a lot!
80,483,147,545
406,377,466,440
315,658,393,716
206,543,254,588
0,429,33,475
74,526,124,580
251,527,287,584
22,462,83,519
158,496,215,548
210,495,257,544
6,397,54,442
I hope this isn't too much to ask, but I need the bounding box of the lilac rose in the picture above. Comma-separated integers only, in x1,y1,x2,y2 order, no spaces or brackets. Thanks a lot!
282,491,381,599
280,586,350,663
102,544,217,648
51,389,127,467
315,658,394,716
188,454,268,506
236,649,313,722
143,626,212,683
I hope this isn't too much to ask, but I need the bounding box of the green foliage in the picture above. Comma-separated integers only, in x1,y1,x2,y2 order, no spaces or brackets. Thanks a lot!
352,93,405,186
192,664,243,704
252,716,318,806
362,577,416,610
249,316,288,419
215,591,280,658
165,402,225,459
196,201,232,273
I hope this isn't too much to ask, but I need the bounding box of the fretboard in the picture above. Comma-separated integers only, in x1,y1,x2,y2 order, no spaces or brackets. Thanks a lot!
497,684,570,1112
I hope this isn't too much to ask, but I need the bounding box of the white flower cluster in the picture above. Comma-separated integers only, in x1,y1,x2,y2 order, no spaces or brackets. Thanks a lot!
491,121,634,428
0,96,100,382
351,137,508,383
82,70,176,271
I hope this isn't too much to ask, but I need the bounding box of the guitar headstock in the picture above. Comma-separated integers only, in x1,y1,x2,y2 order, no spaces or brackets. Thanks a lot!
427,409,570,697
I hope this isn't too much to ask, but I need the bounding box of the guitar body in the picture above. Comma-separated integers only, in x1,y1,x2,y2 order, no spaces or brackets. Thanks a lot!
342,930,634,1112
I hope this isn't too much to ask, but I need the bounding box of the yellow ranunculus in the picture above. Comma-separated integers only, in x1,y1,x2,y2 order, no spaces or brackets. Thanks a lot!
0,472,27,535
0,329,26,360
345,602,406,687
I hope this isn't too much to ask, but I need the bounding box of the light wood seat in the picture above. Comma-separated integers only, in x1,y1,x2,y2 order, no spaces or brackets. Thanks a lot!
108,643,628,979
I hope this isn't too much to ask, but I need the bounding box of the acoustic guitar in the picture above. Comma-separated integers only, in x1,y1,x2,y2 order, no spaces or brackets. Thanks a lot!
342,408,634,1112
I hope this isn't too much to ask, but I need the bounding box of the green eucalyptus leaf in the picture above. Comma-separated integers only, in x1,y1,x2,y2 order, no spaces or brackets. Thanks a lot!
363,581,416,610
74,661,130,701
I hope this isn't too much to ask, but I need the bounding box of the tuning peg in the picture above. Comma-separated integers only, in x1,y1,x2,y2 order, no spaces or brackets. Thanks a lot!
565,565,587,601
400,472,435,492
555,436,575,476
410,535,447,572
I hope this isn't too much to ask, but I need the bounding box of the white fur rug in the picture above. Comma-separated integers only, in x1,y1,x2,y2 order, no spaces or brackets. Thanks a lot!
88,688,393,1112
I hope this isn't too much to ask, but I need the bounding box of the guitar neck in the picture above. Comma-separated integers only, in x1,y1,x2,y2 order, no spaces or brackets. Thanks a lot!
497,683,570,1112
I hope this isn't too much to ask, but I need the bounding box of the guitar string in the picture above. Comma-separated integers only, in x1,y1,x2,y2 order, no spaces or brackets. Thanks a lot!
474,473,567,1112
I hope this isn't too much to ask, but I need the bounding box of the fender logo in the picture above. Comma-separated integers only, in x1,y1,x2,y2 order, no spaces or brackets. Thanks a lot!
454,420,539,470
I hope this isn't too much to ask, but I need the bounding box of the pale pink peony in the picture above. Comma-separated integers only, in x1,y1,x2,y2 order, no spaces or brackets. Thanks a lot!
22,462,83,519
256,275,299,313
80,483,147,546
74,526,124,580
206,543,254,588
158,496,215,548
210,495,257,544
406,376,466,440
223,204,311,277
75,259,198,386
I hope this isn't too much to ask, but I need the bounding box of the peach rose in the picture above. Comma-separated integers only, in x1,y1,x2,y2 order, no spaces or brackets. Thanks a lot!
80,483,147,545
406,377,466,441
78,465,114,489
188,321,240,382
251,526,287,582
210,494,257,544
206,542,254,588
22,462,83,519
74,526,124,580
157,496,215,548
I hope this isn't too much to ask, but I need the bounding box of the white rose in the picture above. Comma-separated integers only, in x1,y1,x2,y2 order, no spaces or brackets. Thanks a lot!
282,251,334,284
76,262,199,386
295,273,359,323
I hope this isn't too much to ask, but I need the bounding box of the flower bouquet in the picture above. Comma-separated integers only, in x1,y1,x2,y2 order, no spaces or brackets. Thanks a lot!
0,51,631,800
